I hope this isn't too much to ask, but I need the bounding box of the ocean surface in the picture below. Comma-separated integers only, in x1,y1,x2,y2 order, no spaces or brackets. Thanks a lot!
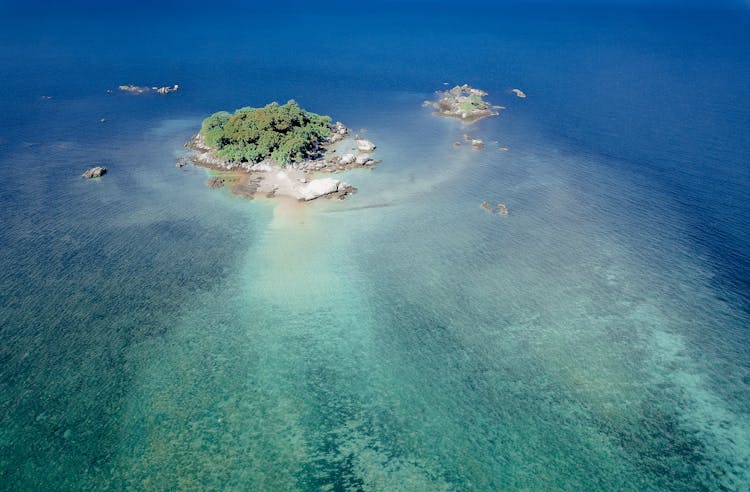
1,3,749,490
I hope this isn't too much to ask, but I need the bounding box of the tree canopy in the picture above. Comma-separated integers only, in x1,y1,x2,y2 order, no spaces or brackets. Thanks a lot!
199,101,332,166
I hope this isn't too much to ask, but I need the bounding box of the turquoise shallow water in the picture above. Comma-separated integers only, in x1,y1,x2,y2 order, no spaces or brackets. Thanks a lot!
1,3,750,490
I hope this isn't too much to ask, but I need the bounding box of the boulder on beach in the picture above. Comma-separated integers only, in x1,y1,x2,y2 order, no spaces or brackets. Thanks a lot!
300,178,343,201
82,166,106,178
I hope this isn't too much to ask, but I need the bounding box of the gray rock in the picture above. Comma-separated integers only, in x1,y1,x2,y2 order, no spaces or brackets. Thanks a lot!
82,166,107,178
356,153,372,165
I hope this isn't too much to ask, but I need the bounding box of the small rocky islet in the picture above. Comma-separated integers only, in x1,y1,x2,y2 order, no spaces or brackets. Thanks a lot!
425,84,504,123
184,100,377,201
82,166,106,178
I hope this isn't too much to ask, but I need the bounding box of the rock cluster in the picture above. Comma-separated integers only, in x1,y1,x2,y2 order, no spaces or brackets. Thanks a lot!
481,201,509,216
82,166,106,178
328,121,348,144
155,85,179,94
118,84,179,95
463,134,485,149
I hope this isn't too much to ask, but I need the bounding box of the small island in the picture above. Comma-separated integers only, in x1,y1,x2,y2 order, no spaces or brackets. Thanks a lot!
185,101,377,201
82,166,106,178
426,84,502,123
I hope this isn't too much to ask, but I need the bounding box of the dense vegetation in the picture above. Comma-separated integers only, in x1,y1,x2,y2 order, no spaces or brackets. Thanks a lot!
199,101,332,166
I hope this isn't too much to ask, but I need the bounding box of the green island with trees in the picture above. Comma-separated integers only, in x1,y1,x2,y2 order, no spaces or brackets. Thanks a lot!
199,100,332,166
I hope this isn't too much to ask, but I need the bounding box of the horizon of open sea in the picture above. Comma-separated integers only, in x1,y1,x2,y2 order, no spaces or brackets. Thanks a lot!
1,3,749,490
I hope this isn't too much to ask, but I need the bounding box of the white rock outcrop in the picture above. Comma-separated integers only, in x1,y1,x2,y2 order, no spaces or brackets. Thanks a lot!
356,139,376,152
299,178,342,201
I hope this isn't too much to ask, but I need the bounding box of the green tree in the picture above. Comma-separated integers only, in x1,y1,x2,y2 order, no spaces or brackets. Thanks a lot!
199,101,332,166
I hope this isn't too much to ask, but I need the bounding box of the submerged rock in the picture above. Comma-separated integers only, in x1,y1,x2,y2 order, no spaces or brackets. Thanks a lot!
497,203,509,216
82,166,106,178
206,176,226,188
512,88,526,98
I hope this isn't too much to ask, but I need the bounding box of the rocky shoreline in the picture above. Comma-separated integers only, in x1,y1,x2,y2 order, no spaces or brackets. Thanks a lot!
183,122,379,201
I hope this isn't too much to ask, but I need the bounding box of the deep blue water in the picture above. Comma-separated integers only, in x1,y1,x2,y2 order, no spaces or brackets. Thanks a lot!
1,3,749,490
